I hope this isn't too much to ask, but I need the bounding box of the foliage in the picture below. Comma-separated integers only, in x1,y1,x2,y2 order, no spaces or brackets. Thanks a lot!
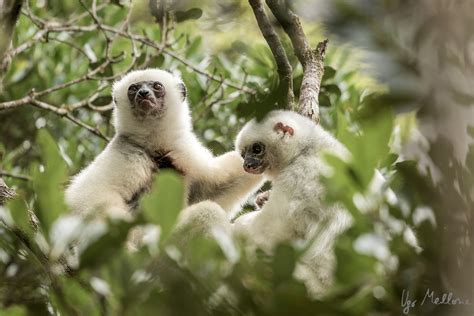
0,1,472,316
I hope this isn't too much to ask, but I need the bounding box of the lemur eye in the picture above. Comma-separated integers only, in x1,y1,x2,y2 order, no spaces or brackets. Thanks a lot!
252,143,264,154
153,82,163,90
128,84,138,93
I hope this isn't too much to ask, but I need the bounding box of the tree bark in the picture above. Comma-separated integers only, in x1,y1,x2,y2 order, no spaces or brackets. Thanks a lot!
0,178,16,205
248,0,294,108
265,0,327,123
1,0,24,87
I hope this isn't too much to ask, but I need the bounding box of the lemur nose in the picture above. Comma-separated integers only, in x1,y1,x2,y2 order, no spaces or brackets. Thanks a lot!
244,159,259,169
138,89,150,97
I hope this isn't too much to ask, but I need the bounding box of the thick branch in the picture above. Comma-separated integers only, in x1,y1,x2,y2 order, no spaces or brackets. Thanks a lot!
0,0,24,57
266,0,327,123
298,40,327,123
249,0,294,107
0,0,24,86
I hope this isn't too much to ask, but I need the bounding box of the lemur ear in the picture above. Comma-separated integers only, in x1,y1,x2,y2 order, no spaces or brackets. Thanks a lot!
273,122,294,136
177,83,187,102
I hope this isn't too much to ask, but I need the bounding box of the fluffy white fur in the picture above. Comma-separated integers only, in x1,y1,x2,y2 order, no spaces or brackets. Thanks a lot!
233,110,353,296
65,69,263,220
172,200,231,248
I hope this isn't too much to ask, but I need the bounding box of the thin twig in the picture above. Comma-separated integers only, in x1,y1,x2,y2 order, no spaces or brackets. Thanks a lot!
1,2,257,145
7,11,256,94
79,0,111,57
48,36,93,62
0,170,31,181
64,113,109,141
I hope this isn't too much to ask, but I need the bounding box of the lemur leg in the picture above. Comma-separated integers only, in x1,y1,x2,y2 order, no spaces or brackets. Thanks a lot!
68,190,133,222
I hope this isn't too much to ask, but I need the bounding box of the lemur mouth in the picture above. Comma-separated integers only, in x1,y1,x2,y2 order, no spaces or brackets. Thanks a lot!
132,96,165,120
137,97,158,109
243,164,265,174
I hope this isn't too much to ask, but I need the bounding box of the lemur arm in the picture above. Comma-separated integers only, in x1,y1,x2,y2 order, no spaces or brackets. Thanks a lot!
187,151,264,215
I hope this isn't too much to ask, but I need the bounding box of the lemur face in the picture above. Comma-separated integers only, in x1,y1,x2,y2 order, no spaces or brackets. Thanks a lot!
237,116,299,176
241,141,269,174
127,80,166,119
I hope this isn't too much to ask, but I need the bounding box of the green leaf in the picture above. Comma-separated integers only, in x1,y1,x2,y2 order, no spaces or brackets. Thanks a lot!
149,55,165,68
319,92,332,107
80,219,135,269
323,84,342,98
185,36,202,58
140,170,185,243
111,0,123,6
31,129,68,235
237,75,282,121
357,108,393,183
6,194,33,235
467,125,474,138
91,95,112,107
50,278,100,316
337,105,394,190
466,144,474,172
272,243,296,285
185,236,226,284
334,232,377,287
0,305,28,316
231,40,247,53
321,153,363,220
175,8,203,23
207,140,227,156
322,66,336,81
380,152,398,169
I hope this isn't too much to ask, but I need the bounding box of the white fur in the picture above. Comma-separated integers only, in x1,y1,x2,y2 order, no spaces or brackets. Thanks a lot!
65,141,153,220
172,200,231,247
65,69,263,220
233,110,353,297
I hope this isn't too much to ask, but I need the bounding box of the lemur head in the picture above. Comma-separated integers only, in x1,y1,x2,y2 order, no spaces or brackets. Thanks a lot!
236,110,317,177
112,69,188,134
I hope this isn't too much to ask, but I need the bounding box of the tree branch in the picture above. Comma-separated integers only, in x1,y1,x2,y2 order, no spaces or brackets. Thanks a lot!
265,0,327,123
0,0,24,57
0,178,16,205
0,0,24,86
248,0,294,107
0,170,31,181
1,3,258,145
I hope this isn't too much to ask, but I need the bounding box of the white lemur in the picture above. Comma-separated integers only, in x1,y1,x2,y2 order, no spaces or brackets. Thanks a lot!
233,110,353,296
65,69,263,220
174,110,352,297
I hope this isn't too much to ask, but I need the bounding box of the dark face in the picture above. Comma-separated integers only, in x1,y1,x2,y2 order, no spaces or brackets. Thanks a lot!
127,80,166,119
241,142,268,174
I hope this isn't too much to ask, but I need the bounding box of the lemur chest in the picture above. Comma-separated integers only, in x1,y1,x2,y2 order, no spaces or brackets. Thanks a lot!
113,135,184,210
119,150,176,210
